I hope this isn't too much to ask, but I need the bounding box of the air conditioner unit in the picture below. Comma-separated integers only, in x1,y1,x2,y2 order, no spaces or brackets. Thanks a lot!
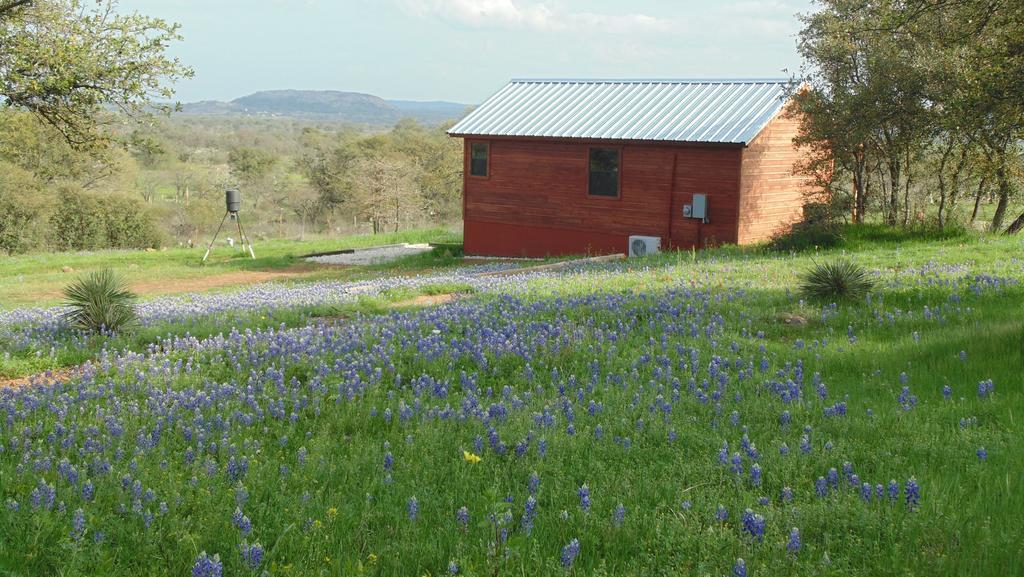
628,235,660,257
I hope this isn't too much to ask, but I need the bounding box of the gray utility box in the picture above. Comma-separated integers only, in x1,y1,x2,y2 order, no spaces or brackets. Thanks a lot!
683,194,708,223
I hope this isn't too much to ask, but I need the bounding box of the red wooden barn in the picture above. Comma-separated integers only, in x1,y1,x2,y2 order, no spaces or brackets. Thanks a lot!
447,79,813,257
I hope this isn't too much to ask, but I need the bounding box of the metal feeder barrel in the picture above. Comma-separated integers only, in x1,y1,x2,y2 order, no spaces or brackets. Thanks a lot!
226,189,241,213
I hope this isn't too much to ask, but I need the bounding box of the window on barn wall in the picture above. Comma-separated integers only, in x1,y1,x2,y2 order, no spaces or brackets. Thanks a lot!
588,148,620,197
470,142,489,177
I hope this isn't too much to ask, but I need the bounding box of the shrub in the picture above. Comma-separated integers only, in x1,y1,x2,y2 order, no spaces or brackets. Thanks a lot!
768,222,844,252
50,187,162,251
768,202,845,252
62,269,138,333
0,162,48,254
800,260,875,302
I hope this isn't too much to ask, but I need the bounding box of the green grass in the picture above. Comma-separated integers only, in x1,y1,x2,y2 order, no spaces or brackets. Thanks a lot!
0,228,461,309
0,229,1022,575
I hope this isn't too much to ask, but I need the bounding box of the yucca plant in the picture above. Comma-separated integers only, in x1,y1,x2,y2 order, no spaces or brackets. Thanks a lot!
62,268,138,333
800,259,875,302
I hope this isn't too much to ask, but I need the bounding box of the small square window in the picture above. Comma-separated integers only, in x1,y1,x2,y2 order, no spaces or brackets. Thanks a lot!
470,142,489,177
588,148,619,197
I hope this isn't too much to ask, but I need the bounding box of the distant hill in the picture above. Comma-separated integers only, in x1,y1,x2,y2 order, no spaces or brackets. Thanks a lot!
180,90,471,125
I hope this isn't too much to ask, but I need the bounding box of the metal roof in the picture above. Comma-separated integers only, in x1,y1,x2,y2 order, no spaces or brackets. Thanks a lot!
448,79,793,145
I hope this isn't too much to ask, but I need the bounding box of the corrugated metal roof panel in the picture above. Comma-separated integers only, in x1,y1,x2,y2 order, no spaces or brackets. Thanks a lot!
448,79,793,145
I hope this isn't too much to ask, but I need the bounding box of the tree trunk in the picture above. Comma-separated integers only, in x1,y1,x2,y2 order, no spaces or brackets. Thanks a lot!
990,164,1010,232
936,143,952,229
971,177,986,222
852,151,867,224
1005,212,1024,234
888,159,901,226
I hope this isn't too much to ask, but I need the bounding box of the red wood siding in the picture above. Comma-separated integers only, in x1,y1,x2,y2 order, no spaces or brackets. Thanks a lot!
462,138,743,257
737,106,814,244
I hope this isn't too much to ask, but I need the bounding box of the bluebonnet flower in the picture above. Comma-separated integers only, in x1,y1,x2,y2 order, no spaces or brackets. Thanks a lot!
226,457,248,482
192,552,223,577
861,482,873,502
942,385,952,400
528,471,544,493
781,486,793,502
560,538,580,568
716,504,728,522
977,447,988,461
71,508,86,540
741,509,765,542
959,350,967,361
239,542,264,570
407,496,419,521
815,477,828,497
718,442,729,465
522,496,537,534
978,379,995,399
827,468,839,490
905,477,920,509
456,506,469,530
448,561,459,574
800,435,811,454
232,507,252,535
730,453,744,475
612,503,625,527
750,464,762,487
578,484,591,512
681,500,692,510
888,479,900,501
81,480,94,502
594,424,604,440
383,452,393,472
787,527,801,554
732,558,747,577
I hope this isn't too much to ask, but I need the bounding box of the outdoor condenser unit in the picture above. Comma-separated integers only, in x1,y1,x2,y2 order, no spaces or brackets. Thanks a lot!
628,235,661,257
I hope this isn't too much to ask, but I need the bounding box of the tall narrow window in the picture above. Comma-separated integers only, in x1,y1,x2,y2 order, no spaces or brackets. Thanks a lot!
588,148,619,197
470,142,489,177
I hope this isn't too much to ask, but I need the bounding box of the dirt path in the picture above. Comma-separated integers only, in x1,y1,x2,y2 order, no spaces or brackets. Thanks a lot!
0,367,78,391
33,266,337,302
129,267,333,296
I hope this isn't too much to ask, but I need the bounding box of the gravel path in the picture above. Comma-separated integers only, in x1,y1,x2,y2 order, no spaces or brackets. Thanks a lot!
304,243,434,265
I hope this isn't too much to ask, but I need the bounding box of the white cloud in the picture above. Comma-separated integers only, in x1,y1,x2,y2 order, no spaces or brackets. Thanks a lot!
398,0,671,33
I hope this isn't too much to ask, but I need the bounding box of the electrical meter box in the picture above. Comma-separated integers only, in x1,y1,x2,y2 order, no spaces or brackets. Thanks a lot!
684,194,708,222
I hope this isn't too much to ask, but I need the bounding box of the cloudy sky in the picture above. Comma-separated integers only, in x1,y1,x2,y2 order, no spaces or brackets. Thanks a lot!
128,0,814,104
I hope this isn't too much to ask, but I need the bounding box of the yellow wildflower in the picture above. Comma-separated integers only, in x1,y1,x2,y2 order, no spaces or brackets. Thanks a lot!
327,507,338,517
463,450,481,464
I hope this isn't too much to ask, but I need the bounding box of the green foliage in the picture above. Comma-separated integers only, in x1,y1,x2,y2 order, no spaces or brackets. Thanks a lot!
799,259,875,301
49,187,162,251
768,221,844,253
0,162,47,254
0,0,192,148
61,268,138,333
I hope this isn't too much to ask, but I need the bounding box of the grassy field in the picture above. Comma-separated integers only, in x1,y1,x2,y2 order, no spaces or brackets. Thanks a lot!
0,228,461,309
0,228,1021,576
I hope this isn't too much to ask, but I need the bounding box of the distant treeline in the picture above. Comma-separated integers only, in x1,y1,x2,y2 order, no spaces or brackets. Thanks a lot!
0,110,462,254
793,0,1024,233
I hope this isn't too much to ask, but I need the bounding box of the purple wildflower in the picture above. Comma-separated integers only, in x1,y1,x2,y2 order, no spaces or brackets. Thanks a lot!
732,558,747,577
741,508,765,542
239,542,264,570
612,503,625,527
977,447,988,461
407,496,419,521
560,538,580,568
577,484,591,512
192,552,223,577
905,477,920,510
456,506,469,530
71,508,86,540
787,527,801,554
